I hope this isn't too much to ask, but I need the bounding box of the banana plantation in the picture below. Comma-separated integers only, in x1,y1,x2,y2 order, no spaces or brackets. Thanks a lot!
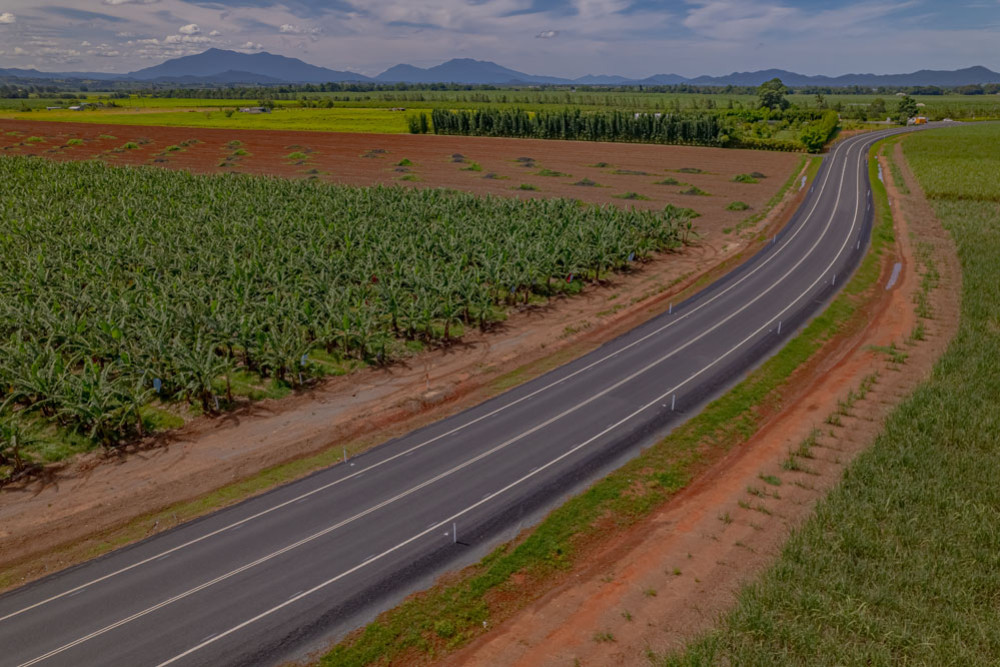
0,156,695,477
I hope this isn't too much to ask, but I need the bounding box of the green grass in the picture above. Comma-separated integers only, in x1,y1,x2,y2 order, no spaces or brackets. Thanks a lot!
613,192,651,201
318,144,897,667
726,201,751,211
0,107,424,134
654,177,682,186
661,123,1000,666
732,174,760,184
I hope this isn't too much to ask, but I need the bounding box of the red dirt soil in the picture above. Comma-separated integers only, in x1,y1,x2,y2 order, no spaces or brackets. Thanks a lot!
0,118,799,248
438,141,961,667
0,129,809,587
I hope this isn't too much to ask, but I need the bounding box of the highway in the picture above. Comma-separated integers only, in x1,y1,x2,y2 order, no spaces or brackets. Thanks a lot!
0,126,921,667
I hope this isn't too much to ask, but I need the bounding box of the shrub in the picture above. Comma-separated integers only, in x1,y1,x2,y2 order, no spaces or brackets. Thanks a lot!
732,174,759,184
122,142,139,150
614,192,651,200
655,177,681,186
727,201,751,211
516,183,539,191
681,186,710,196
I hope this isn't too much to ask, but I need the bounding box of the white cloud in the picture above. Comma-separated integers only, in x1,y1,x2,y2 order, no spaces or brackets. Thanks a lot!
81,41,92,47
209,30,221,36
165,34,210,44
279,23,320,34
241,41,263,50
13,46,27,55
93,50,121,57
103,0,158,4
178,23,200,35
682,1,915,42
536,30,559,39
0,12,16,24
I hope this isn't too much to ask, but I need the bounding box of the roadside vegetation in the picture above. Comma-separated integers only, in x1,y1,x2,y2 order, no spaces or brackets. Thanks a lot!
316,142,895,666
661,122,1000,665
0,156,695,480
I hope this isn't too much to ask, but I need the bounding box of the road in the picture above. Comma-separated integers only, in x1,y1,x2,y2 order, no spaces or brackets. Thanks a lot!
0,126,923,666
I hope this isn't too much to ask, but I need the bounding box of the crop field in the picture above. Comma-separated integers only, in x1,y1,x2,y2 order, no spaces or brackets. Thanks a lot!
0,154,698,480
3,89,995,137
664,122,1000,665
0,119,801,227
0,106,422,133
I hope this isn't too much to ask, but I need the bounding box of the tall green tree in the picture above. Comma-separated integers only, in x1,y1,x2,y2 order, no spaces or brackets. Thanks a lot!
758,78,790,111
896,95,919,124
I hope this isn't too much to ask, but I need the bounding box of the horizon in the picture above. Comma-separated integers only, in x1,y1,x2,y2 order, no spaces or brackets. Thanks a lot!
1,47,999,82
0,1,998,78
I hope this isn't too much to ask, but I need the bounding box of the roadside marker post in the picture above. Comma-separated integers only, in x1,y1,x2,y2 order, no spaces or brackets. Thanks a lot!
668,303,673,315
778,321,782,335
453,523,457,544
671,394,676,411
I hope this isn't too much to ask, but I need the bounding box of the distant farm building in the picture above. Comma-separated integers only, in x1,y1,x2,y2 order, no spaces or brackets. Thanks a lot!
239,107,271,114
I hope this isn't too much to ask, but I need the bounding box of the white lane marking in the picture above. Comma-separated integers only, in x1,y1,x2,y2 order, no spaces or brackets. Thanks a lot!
14,134,876,667
0,134,861,627
154,153,876,666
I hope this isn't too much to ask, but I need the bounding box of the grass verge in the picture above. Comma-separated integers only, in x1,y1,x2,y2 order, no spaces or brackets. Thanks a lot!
661,123,1000,665
315,143,896,666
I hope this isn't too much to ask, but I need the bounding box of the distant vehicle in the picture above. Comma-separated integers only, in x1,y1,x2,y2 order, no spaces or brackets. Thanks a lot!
239,107,271,114
908,116,928,126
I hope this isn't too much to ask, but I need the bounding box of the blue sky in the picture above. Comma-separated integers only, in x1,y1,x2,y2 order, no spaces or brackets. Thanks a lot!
0,0,997,77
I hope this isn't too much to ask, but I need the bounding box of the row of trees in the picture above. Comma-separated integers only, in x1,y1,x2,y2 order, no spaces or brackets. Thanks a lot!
414,104,835,152
421,108,728,146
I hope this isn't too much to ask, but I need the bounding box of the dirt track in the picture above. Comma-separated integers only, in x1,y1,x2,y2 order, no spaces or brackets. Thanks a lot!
439,139,962,667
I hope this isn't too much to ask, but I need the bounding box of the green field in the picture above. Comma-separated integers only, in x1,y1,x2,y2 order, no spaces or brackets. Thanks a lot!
3,88,997,135
0,156,694,478
663,122,1000,665
0,106,425,133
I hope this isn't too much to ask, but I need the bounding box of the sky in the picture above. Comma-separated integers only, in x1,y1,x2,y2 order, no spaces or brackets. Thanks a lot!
0,0,997,78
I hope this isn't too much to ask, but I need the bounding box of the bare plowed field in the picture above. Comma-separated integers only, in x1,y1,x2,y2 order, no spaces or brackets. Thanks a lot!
0,119,799,246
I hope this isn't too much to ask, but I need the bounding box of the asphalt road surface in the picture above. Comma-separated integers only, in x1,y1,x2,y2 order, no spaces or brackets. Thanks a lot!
0,126,930,667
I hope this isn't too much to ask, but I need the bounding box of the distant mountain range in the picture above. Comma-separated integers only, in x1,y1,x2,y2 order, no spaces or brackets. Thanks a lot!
2,49,999,88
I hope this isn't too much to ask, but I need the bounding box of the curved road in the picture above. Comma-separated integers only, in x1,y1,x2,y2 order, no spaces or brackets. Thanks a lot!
0,126,924,667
